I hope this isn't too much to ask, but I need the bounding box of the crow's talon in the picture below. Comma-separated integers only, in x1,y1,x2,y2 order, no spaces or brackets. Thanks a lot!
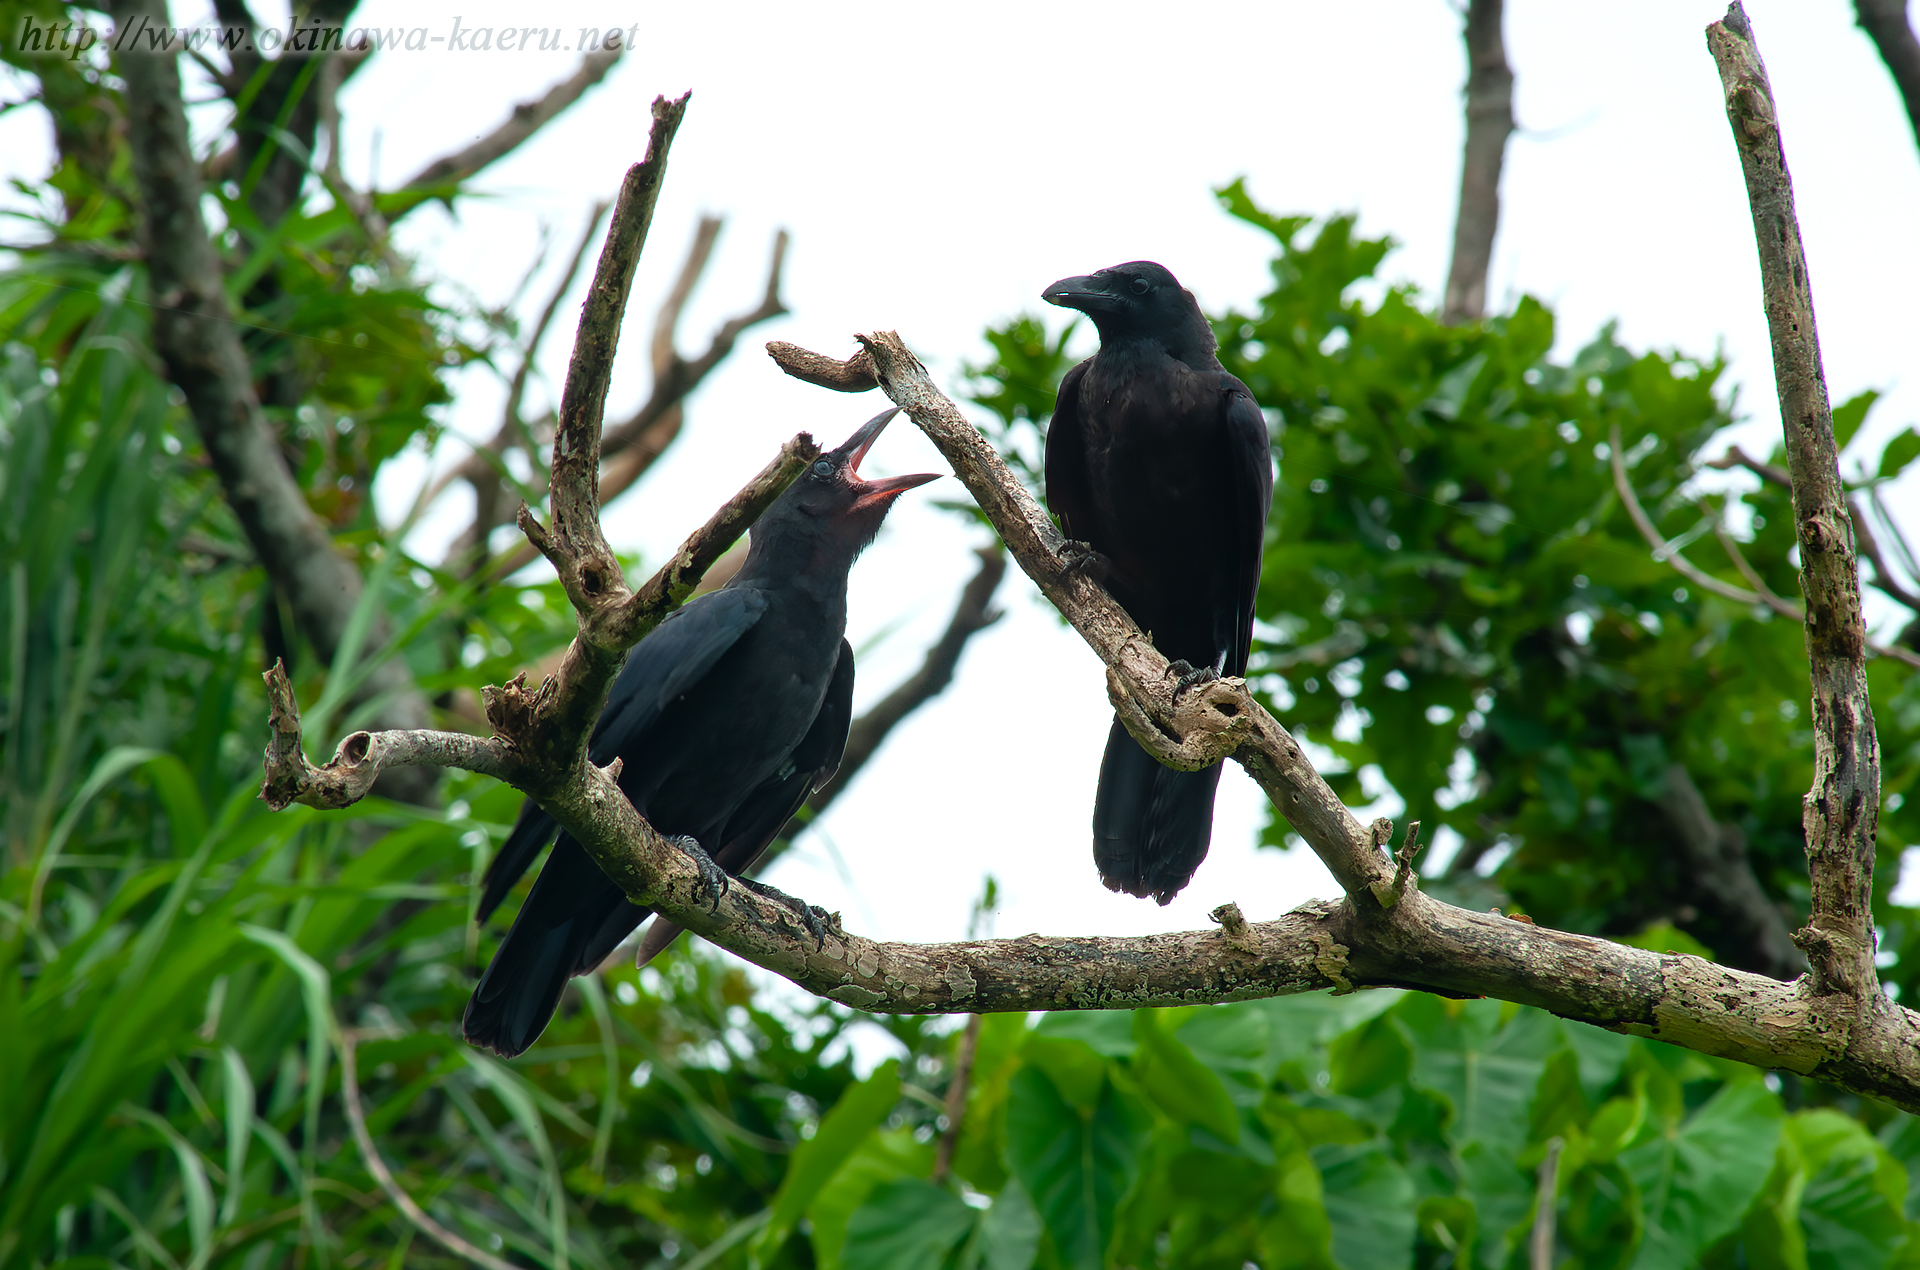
1057,539,1112,583
738,877,830,949
1167,659,1221,700
669,835,730,911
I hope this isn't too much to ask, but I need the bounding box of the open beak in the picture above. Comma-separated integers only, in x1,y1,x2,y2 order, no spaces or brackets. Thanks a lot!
830,407,940,509
1042,273,1117,314
832,406,902,475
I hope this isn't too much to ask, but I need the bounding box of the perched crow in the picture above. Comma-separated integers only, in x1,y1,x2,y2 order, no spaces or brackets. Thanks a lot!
464,408,937,1056
1043,261,1273,904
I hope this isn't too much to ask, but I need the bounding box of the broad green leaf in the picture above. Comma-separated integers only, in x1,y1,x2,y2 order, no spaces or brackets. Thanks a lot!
1317,1144,1416,1270
978,1179,1044,1270
754,1059,902,1266
809,1129,935,1270
1033,1009,1136,1058
1399,996,1558,1155
1624,1078,1782,1270
1022,1036,1109,1111
1005,1067,1144,1270
1834,389,1880,452
1788,1110,1909,1270
1132,1009,1239,1141
1880,426,1920,480
843,1178,977,1270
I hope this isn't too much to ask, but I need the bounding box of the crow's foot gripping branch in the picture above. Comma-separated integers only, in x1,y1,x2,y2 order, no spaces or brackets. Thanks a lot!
1056,538,1112,584
668,835,731,911
1105,665,1254,772
1167,658,1222,701
737,876,832,950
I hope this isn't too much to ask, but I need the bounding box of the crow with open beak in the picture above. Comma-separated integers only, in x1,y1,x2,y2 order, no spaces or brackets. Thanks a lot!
465,407,939,1056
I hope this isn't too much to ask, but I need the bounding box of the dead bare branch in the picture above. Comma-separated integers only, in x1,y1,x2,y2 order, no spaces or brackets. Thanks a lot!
113,0,436,804
1442,0,1515,325
1710,2,1882,1001
392,49,622,212
1855,0,1920,153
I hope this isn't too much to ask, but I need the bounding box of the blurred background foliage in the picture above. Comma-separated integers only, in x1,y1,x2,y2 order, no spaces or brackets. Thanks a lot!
5,14,1920,1270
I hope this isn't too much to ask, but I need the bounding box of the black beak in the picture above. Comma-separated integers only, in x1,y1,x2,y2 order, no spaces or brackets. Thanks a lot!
1043,273,1118,314
830,407,903,475
830,407,941,508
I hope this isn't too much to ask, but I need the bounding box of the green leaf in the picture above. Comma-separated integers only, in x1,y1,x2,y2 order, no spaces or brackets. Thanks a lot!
1316,1144,1416,1270
1005,1067,1144,1270
1879,426,1920,480
1022,1036,1110,1111
977,1179,1044,1270
1132,1010,1240,1141
1399,996,1559,1156
844,1178,978,1270
1833,389,1880,452
809,1129,935,1270
1623,1077,1783,1269
1788,1110,1909,1270
754,1059,902,1266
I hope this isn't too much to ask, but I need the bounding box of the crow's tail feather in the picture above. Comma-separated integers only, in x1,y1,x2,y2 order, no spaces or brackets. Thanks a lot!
478,798,559,924
463,833,647,1057
1091,715,1221,905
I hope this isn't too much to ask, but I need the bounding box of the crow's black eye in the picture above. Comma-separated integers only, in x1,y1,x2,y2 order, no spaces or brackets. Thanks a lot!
1129,277,1151,296
812,459,833,476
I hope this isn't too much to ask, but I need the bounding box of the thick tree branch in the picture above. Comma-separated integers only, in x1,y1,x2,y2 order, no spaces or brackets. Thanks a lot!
1442,0,1515,325
1710,3,1882,1000
263,300,1920,1110
1855,0,1920,153
113,0,437,804
264,657,1920,1110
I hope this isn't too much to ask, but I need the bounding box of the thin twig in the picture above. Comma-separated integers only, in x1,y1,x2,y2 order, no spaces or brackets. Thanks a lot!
1530,1136,1563,1270
339,1030,519,1270
393,49,623,208
1610,424,1770,608
1711,519,1804,619
931,1015,983,1186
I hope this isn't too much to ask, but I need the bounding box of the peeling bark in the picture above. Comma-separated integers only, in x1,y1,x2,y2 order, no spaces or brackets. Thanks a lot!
1709,3,1882,1001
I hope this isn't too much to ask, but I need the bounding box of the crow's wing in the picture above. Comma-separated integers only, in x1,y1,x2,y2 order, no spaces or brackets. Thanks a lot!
476,587,770,922
1218,373,1273,676
632,638,856,966
1042,359,1096,542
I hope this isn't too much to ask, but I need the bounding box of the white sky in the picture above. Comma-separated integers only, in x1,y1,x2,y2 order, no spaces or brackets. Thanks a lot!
6,1,1918,953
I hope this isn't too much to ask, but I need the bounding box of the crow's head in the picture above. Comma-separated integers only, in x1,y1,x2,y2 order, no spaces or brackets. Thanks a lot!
1043,261,1215,359
754,408,940,564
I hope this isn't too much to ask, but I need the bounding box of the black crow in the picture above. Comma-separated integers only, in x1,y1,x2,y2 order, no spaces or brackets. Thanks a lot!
464,408,937,1056
1043,261,1273,903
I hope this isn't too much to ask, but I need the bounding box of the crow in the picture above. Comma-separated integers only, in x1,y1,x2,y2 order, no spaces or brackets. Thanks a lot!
464,407,937,1056
1043,261,1273,904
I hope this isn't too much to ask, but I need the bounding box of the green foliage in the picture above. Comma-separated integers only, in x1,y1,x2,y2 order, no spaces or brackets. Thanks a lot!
776,997,1920,1270
9,34,1920,1269
965,183,1919,991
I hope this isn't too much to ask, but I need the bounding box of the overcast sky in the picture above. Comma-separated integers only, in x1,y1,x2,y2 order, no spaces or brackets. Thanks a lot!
6,1,1917,955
